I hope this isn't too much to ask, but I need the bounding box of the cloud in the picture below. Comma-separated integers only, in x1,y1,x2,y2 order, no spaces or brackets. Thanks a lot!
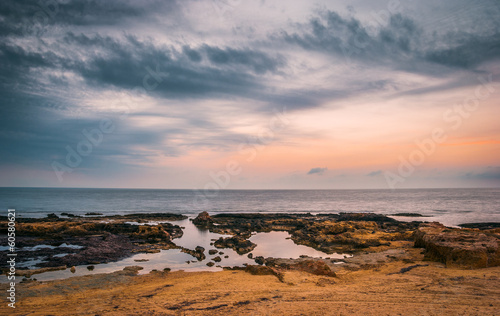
307,167,328,175
367,170,382,177
278,9,500,75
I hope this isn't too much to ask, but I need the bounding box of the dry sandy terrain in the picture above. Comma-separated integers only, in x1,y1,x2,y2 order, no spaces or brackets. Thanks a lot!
4,252,500,316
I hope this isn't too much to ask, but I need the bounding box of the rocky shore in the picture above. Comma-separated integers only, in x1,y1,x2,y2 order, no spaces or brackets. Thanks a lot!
1,211,499,314
1,211,499,277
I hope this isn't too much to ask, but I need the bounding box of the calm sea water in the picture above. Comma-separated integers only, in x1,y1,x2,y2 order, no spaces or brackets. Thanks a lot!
1,187,499,226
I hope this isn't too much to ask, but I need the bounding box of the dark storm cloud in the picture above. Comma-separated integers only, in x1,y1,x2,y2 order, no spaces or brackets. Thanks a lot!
279,10,500,74
59,34,285,99
0,0,176,31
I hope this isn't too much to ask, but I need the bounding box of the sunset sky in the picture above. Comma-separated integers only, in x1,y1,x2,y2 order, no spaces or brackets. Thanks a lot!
1,0,499,189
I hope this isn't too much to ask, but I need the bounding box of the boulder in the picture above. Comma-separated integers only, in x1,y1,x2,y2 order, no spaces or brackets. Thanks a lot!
414,222,500,268
192,211,213,226
214,236,256,255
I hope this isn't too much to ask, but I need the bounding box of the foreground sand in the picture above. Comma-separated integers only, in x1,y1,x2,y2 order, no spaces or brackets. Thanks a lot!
6,249,500,316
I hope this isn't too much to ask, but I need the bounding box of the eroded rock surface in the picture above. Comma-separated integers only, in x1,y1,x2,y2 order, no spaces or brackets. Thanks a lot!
414,222,500,268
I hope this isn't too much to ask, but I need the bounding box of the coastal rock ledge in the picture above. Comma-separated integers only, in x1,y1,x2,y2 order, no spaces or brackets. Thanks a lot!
414,222,500,268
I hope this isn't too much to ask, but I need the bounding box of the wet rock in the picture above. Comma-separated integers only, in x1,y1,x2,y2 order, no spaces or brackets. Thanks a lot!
414,222,500,268
459,223,500,230
337,213,396,223
181,247,206,261
214,236,256,255
192,211,213,227
206,262,215,267
122,266,143,275
247,253,253,259
47,213,59,219
85,212,103,216
391,213,427,217
254,256,265,265
208,249,218,255
87,265,94,271
15,266,67,278
213,256,222,262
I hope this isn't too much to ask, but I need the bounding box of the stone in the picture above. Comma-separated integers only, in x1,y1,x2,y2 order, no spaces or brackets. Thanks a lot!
214,236,256,255
414,222,500,268
192,211,213,226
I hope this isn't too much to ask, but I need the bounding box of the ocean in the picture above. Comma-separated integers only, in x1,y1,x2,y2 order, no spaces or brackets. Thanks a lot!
1,187,499,227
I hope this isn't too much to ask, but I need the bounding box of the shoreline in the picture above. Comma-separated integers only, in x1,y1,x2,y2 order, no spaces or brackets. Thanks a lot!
1,212,499,279
1,211,499,314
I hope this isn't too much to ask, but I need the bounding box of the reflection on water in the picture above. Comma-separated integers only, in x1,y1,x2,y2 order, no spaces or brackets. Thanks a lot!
1,218,345,282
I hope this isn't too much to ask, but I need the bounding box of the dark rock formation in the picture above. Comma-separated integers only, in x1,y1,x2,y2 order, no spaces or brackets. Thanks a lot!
214,236,256,255
254,256,265,265
181,246,206,261
192,211,213,227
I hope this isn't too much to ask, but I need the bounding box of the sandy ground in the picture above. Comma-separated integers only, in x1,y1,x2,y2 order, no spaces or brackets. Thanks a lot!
3,252,500,316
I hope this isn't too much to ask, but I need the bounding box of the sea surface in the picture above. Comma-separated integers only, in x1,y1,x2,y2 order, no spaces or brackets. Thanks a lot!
1,187,499,226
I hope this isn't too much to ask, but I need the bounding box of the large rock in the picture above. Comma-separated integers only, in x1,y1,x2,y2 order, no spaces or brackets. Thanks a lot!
414,222,500,268
214,236,256,255
192,211,213,226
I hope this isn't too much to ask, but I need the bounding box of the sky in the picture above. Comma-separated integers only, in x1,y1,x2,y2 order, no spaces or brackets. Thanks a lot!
0,0,499,189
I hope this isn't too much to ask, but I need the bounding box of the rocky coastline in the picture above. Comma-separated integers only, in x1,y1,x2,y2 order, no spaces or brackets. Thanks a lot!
1,211,499,314
1,211,499,279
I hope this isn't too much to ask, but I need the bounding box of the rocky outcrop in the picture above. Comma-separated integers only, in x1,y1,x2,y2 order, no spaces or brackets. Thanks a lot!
214,236,256,254
290,220,414,253
192,211,213,227
181,246,206,261
414,222,500,268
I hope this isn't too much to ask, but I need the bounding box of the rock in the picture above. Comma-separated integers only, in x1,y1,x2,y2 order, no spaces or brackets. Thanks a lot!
70,266,76,273
195,246,205,253
87,265,95,271
47,213,59,219
122,266,144,274
213,256,222,262
208,249,218,255
254,256,265,265
391,213,427,217
414,222,500,268
206,262,215,267
163,268,171,272
287,260,336,277
244,265,284,282
85,212,103,216
247,253,253,259
181,247,206,261
214,236,256,255
337,213,396,223
15,266,67,277
459,223,500,230
192,211,213,226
